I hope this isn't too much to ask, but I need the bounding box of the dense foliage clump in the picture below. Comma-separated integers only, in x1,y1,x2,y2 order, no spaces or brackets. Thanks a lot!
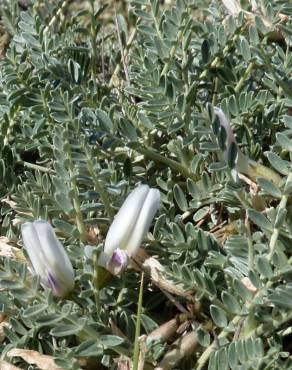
0,0,292,369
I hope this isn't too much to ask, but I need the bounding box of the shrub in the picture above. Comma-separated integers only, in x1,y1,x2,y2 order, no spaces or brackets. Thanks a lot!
0,0,292,369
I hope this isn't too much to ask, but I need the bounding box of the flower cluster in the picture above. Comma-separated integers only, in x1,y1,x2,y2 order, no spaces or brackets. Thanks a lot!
21,185,160,297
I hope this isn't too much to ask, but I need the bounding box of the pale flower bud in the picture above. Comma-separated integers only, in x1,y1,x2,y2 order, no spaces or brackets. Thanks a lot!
214,107,249,181
214,107,237,150
21,220,74,297
213,107,282,185
103,185,160,273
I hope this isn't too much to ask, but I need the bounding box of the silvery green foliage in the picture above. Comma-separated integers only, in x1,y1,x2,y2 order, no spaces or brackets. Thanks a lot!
0,0,292,369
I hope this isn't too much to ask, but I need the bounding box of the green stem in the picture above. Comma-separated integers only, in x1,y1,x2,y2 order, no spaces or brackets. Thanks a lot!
3,109,19,146
93,178,114,219
85,150,115,219
267,172,292,260
19,161,53,173
89,0,98,90
132,272,144,370
234,62,255,93
199,56,220,80
131,145,198,182
212,77,219,106
66,139,86,241
109,28,137,87
161,28,184,76
150,1,163,40
199,25,248,81
246,216,254,270
92,251,100,316
115,10,130,84
71,183,86,241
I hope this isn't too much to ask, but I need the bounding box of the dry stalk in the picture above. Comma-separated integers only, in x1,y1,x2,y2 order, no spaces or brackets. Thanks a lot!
133,249,191,299
155,331,198,370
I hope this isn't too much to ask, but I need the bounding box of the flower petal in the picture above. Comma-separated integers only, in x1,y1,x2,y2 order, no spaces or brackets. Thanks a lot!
125,188,160,257
21,220,75,297
21,222,47,278
214,107,250,178
104,185,150,255
33,220,74,295
214,107,236,148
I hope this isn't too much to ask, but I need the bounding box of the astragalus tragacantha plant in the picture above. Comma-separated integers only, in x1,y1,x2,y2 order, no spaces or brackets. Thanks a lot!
0,0,292,369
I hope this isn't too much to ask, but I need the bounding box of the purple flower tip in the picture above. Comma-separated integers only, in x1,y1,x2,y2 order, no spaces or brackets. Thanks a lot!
47,272,60,294
106,249,129,275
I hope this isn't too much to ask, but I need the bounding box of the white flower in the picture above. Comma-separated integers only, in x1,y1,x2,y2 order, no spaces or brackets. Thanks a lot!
21,220,74,297
214,107,249,181
103,185,160,273
214,107,236,149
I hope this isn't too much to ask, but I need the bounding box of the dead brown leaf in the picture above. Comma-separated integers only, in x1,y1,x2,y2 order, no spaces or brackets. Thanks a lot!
133,249,190,298
156,331,198,370
212,222,238,246
0,317,10,342
85,226,103,244
241,277,258,296
0,360,21,370
0,26,10,58
116,357,131,370
1,197,17,209
7,349,64,370
0,237,25,261
2,198,33,220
